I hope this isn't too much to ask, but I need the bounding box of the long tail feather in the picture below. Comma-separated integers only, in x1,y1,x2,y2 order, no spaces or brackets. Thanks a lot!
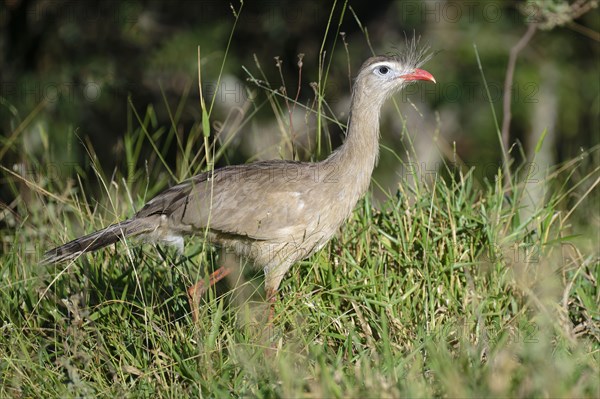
42,220,140,263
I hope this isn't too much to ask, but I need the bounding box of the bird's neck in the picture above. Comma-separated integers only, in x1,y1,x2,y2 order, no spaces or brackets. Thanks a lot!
325,86,383,199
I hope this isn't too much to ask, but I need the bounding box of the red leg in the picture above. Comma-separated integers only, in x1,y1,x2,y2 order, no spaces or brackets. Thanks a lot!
263,288,281,353
187,266,233,322
266,288,278,324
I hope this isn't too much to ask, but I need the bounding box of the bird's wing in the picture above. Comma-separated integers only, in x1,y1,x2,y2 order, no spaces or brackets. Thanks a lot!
135,160,321,241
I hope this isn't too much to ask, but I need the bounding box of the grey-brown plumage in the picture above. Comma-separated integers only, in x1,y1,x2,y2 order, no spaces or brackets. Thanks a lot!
43,45,435,319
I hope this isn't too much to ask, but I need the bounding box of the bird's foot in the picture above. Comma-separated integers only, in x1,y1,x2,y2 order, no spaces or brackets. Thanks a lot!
187,266,233,322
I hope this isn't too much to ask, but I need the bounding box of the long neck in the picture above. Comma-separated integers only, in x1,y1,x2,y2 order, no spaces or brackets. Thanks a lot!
324,84,384,199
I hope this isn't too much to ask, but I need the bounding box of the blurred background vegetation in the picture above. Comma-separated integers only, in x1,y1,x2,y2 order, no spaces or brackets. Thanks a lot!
0,0,598,234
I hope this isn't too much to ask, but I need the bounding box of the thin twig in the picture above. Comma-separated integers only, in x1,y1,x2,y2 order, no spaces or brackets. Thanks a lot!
291,53,305,159
502,24,537,153
501,23,537,188
340,32,352,90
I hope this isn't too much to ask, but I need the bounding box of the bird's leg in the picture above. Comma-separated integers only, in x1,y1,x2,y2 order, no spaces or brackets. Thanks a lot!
258,288,280,354
266,288,279,324
187,266,233,322
263,264,288,325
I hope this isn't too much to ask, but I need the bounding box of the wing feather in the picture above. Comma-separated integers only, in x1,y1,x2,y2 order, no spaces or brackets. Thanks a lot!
135,160,322,241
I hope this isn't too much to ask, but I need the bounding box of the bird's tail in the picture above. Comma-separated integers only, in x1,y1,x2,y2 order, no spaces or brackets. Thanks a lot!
42,220,145,263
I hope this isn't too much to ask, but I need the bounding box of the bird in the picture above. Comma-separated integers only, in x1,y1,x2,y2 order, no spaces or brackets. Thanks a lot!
43,44,436,322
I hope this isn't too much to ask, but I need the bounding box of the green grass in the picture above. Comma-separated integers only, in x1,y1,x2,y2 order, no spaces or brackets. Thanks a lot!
1,135,598,396
1,4,599,396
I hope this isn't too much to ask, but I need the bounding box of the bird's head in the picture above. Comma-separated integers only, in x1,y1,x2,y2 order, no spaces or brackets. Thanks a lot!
354,44,436,104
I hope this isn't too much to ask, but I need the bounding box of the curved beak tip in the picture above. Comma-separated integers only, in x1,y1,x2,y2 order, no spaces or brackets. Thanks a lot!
400,68,436,84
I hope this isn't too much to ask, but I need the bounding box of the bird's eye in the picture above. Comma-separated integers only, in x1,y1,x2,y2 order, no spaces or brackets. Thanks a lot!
377,66,389,75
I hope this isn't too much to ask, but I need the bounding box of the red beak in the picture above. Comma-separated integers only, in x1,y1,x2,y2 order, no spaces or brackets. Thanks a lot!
399,68,436,83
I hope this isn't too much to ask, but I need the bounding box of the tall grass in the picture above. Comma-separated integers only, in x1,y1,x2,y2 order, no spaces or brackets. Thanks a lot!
2,131,598,397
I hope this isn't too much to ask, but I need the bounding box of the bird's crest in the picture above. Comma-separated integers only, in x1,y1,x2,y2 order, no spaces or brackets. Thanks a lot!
387,35,436,69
